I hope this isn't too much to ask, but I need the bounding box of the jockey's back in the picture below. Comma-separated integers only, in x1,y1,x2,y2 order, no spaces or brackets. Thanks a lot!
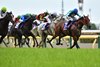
36,13,45,21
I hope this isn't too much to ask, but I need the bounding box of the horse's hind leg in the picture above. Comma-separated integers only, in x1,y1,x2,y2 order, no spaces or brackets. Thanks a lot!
47,38,53,48
26,38,30,47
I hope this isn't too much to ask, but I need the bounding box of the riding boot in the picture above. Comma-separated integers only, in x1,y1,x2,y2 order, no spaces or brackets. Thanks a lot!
41,24,45,31
67,21,71,29
64,22,68,30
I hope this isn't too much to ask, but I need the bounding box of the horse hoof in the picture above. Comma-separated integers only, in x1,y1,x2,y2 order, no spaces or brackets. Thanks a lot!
56,43,60,45
60,43,63,45
33,45,35,47
67,47,72,49
7,43,9,44
77,47,80,49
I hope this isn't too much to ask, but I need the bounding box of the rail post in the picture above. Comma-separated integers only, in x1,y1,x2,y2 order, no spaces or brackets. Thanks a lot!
98,35,100,48
69,36,72,47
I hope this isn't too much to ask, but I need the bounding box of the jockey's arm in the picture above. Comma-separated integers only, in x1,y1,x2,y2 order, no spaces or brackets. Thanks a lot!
77,13,81,18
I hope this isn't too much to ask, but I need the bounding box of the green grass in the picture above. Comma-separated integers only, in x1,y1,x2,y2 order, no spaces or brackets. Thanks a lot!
0,48,100,67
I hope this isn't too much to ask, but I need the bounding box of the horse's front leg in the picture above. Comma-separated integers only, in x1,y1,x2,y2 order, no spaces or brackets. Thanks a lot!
18,35,23,48
6,35,10,44
14,37,17,47
47,38,53,48
56,33,65,45
75,42,80,48
0,35,5,43
56,36,63,45
47,35,57,44
25,37,30,48
0,35,8,47
70,36,80,49
30,32,38,47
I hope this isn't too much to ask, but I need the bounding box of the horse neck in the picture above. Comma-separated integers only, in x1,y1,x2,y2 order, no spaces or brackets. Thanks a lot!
75,19,84,29
0,16,10,25
25,18,33,25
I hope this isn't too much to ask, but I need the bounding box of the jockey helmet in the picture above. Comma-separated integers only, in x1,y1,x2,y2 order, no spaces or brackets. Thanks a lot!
73,8,78,14
1,7,7,13
17,15,21,19
44,12,49,16
26,13,31,16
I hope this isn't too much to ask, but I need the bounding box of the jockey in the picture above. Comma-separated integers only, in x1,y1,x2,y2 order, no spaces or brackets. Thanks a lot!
21,14,30,22
20,14,31,27
14,15,21,23
32,20,40,30
64,8,81,30
50,12,57,21
14,15,21,28
36,11,49,21
0,7,7,19
41,15,51,31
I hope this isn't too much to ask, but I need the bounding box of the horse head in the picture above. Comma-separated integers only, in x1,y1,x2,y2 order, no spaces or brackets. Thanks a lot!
83,15,90,25
5,12,14,25
75,15,90,29
0,11,14,25
6,12,14,21
48,13,58,21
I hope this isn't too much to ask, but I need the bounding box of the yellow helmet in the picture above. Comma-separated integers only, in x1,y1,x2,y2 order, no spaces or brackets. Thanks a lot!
1,7,7,12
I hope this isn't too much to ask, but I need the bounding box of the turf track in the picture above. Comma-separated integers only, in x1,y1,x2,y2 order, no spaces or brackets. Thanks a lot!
0,48,100,67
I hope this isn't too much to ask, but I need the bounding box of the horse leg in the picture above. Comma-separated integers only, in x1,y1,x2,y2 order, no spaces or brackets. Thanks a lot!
6,35,10,44
56,36,63,45
47,35,57,44
14,38,17,47
75,42,80,49
47,38,53,48
18,36,22,48
70,36,80,49
39,33,47,48
0,35,8,47
2,40,8,47
70,41,76,49
42,36,47,48
35,38,38,47
56,34,65,45
56,37,61,45
25,37,30,48
30,32,38,47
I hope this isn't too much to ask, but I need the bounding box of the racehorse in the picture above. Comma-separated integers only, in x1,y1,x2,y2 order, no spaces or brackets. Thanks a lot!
0,12,14,47
48,15,91,49
37,13,59,48
18,15,38,47
7,23,23,47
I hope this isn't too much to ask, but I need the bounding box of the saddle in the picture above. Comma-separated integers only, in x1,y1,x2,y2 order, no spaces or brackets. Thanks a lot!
64,20,75,30
45,23,50,30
